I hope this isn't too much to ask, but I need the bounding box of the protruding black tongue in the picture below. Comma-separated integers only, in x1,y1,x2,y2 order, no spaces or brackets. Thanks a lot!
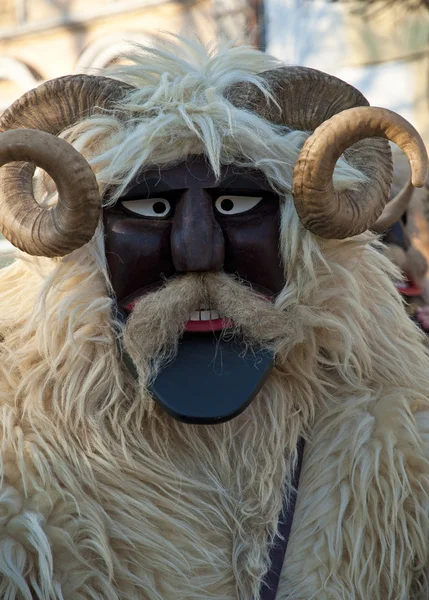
149,332,274,424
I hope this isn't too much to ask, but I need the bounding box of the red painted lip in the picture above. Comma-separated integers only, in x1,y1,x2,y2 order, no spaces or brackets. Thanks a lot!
123,301,234,332
395,279,423,297
124,300,137,312
185,318,233,332
123,293,272,333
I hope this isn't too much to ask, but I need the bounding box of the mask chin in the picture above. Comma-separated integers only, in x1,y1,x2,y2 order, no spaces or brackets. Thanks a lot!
116,304,274,424
149,331,275,424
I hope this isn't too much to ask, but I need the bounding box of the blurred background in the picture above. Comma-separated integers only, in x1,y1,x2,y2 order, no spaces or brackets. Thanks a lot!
0,0,429,267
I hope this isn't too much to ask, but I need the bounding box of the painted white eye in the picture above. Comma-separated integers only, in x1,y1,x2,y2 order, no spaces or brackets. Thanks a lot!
121,198,171,218
215,195,263,215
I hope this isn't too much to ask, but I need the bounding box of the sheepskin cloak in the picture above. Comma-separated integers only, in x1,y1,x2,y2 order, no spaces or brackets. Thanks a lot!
1,366,429,599
1,240,429,600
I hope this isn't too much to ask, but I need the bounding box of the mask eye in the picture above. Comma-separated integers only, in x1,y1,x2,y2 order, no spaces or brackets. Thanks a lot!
121,198,171,218
215,195,263,215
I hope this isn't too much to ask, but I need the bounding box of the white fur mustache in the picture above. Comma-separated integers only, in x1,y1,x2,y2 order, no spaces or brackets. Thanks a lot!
122,273,294,363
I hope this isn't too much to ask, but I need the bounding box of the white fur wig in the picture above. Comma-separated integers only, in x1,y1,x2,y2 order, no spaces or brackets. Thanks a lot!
0,35,429,600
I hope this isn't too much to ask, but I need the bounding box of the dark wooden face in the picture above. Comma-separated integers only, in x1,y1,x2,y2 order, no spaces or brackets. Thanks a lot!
103,157,285,306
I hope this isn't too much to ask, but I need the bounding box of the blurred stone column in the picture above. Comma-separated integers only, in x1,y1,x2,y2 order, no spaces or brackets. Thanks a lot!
212,0,263,46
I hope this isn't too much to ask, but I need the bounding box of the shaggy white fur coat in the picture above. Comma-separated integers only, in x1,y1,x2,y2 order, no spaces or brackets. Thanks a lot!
1,36,429,600
1,235,429,600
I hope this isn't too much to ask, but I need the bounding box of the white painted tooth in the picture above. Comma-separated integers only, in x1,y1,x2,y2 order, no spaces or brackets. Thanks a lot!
200,310,211,321
190,311,200,321
210,310,220,320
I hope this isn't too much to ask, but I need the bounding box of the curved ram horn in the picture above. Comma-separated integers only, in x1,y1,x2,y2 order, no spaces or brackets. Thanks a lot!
226,67,393,238
292,107,428,238
0,74,134,256
0,74,133,135
0,129,101,256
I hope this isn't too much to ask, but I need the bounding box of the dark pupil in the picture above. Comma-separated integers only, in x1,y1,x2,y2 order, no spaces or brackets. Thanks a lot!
153,201,167,214
220,198,234,212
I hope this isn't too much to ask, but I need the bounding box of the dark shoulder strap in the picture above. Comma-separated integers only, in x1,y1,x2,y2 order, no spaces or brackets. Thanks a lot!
259,437,305,600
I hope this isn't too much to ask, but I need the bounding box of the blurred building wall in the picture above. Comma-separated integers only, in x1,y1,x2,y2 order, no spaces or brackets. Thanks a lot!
0,0,255,110
265,0,429,142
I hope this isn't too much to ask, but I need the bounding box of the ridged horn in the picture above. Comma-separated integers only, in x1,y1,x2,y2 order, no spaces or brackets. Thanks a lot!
0,75,134,256
0,129,101,256
292,107,428,238
0,74,133,134
226,67,396,238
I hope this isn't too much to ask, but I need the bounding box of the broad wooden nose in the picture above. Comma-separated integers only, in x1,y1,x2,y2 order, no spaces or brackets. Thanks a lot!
171,188,225,272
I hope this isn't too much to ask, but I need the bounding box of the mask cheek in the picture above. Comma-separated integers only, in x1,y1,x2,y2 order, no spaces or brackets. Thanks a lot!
218,209,284,294
103,210,175,303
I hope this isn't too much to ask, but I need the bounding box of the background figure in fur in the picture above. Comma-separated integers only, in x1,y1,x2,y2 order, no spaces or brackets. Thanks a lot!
0,35,429,599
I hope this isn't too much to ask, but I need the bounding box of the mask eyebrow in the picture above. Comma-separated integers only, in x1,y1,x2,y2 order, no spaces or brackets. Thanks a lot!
218,173,272,191
123,177,174,199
